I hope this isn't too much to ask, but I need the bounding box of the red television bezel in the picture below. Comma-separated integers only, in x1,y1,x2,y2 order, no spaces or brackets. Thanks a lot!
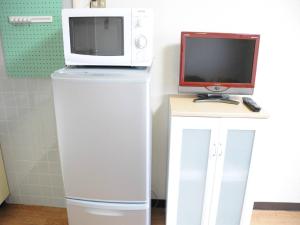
179,32,260,89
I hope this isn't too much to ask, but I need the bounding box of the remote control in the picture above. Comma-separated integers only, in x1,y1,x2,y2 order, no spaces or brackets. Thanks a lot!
242,97,261,112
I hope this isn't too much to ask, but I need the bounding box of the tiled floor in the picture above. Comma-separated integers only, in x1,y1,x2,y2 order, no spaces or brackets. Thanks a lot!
0,203,300,225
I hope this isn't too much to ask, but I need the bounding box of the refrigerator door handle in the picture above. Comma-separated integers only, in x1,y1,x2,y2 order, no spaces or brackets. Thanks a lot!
67,198,149,211
86,208,124,217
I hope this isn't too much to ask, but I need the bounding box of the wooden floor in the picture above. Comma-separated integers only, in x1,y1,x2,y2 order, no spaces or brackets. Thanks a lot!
0,203,300,225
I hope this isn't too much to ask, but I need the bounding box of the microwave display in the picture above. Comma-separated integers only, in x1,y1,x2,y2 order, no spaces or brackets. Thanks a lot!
69,17,124,56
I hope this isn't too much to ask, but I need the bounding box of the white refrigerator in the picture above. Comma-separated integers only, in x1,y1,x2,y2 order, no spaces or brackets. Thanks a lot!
51,68,151,225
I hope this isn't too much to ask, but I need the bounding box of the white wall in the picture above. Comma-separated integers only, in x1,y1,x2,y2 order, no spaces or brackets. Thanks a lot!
0,0,300,206
106,0,300,202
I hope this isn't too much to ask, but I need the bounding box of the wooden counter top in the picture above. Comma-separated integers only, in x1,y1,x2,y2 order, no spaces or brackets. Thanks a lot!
170,95,269,119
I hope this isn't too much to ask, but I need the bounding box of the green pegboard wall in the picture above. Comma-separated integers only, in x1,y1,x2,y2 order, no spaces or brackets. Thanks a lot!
0,0,64,77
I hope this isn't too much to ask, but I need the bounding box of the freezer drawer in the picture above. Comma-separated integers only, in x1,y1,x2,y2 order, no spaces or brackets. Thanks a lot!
52,69,151,202
67,199,150,225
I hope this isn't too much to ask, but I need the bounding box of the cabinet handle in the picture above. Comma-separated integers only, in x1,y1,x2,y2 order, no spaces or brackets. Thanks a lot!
212,143,217,157
218,143,223,156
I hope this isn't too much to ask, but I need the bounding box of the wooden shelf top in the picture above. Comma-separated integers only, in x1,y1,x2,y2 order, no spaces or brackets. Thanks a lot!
170,95,269,119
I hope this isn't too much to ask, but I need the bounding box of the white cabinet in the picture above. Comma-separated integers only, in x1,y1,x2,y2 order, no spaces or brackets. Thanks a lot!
167,96,268,225
0,147,9,204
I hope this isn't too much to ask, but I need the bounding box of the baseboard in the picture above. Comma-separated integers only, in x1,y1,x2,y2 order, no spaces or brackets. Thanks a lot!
0,201,7,208
150,200,300,210
151,199,166,208
254,202,300,211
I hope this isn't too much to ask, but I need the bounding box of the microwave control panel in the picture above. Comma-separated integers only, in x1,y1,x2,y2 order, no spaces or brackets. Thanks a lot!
132,9,153,66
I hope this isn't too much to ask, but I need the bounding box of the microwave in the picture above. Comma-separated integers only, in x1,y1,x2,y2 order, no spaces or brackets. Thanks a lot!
62,8,153,67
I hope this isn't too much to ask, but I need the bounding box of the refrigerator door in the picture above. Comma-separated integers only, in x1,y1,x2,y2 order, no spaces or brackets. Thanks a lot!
52,68,151,203
66,199,150,225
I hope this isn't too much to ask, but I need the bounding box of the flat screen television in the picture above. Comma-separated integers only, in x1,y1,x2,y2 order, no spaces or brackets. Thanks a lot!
179,32,260,96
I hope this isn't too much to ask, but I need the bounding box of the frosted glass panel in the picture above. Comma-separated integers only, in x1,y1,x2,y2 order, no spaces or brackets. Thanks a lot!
215,130,255,225
177,129,211,225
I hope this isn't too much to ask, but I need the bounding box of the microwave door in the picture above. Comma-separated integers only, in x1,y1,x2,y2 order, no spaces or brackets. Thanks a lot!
70,17,124,56
64,12,132,66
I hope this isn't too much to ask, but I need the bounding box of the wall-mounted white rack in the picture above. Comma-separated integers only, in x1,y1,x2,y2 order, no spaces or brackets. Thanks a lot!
8,16,53,25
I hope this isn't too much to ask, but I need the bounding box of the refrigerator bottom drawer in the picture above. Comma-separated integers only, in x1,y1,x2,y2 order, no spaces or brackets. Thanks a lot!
66,199,150,225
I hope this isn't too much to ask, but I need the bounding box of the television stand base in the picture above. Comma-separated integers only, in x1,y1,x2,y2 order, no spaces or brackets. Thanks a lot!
193,94,240,105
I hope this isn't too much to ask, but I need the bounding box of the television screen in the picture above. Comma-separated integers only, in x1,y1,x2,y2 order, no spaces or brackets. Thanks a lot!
179,32,260,95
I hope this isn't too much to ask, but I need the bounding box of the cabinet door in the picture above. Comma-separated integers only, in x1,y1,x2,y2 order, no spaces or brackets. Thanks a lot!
167,117,219,225
211,119,259,225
